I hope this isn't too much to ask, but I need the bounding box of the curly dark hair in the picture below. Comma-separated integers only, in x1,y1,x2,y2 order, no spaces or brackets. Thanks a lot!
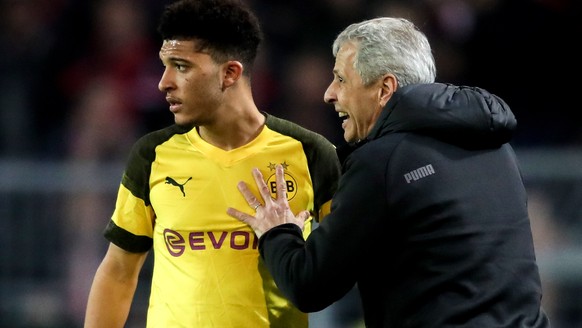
157,0,263,74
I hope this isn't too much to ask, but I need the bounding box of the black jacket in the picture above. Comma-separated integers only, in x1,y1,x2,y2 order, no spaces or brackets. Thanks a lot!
259,83,550,327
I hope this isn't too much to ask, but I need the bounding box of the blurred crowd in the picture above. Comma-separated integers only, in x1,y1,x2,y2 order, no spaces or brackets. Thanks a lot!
1,0,580,161
0,0,580,327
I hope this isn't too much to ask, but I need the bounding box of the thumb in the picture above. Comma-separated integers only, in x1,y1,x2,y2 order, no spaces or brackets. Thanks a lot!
292,210,311,231
298,210,311,221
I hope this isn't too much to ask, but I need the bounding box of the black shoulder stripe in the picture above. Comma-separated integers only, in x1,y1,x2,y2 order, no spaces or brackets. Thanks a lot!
122,124,190,205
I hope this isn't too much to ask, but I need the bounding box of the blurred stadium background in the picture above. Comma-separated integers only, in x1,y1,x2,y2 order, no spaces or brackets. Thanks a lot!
0,0,580,327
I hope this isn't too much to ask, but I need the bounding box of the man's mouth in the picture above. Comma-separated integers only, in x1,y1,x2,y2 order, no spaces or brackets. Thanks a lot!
166,97,182,113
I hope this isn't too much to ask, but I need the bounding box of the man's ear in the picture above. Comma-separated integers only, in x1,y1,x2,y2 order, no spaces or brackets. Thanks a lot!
223,60,244,88
379,74,397,107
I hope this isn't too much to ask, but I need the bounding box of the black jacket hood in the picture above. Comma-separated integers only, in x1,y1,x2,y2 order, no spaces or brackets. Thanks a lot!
369,83,516,149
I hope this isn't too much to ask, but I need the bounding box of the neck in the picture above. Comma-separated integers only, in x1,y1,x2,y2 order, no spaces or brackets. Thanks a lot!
197,110,265,151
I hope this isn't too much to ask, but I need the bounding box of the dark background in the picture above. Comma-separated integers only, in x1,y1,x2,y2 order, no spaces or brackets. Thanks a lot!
0,0,580,327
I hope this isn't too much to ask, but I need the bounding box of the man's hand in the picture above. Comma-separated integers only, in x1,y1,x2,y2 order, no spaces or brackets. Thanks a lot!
227,164,310,239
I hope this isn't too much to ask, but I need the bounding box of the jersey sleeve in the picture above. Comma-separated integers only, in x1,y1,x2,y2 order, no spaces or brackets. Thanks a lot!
104,125,188,253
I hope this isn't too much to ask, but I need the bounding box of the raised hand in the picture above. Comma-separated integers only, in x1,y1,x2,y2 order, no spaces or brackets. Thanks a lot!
227,164,310,239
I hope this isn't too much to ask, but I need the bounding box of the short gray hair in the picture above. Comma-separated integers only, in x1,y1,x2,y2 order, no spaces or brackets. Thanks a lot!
332,17,436,86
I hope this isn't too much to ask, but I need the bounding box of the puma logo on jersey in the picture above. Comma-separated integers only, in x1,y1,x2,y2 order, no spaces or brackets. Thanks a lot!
165,177,192,197
404,164,435,183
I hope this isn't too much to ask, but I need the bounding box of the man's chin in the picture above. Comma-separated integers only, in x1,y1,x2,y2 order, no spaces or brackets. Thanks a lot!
344,132,357,143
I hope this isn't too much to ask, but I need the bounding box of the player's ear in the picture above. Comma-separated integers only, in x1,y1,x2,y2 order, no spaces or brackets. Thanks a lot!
223,60,243,88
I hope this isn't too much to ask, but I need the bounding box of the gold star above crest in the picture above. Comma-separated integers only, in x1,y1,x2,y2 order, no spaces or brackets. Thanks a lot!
267,162,289,171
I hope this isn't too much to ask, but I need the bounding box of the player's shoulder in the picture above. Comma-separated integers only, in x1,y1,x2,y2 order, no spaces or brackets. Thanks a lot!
134,124,190,150
125,124,190,164
264,112,333,148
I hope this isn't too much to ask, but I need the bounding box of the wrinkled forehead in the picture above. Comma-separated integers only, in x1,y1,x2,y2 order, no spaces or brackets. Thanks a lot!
160,39,211,58
163,39,180,48
159,40,218,69
161,38,217,60
335,42,357,67
161,39,194,53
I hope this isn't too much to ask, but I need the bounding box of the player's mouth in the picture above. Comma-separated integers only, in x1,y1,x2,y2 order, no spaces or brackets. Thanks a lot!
166,97,182,113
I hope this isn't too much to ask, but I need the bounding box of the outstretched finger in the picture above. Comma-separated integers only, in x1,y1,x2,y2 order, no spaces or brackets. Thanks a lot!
236,181,262,210
252,168,272,205
275,164,288,201
227,207,253,224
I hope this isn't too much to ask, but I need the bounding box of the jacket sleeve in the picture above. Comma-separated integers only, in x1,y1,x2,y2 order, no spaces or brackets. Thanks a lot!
259,144,392,312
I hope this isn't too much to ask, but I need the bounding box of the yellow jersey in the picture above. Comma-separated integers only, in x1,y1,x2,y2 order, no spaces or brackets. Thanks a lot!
104,113,341,327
